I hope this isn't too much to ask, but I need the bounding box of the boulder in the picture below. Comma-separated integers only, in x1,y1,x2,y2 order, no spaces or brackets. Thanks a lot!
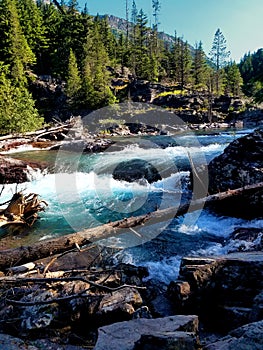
96,287,143,323
93,315,199,350
134,331,199,350
209,129,263,192
208,129,263,217
204,320,263,350
168,252,263,332
112,158,162,183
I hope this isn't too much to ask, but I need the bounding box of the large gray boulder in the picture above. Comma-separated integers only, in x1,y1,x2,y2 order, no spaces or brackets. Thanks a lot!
93,315,199,350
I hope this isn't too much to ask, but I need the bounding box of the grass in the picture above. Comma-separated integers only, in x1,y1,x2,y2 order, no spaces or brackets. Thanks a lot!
157,89,188,98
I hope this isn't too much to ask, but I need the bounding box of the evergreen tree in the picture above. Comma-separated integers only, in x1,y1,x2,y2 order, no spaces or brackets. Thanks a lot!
0,64,43,134
152,0,161,32
16,0,48,73
66,48,81,106
170,31,181,83
38,1,62,74
130,9,149,78
81,23,116,109
193,41,208,90
224,61,243,96
125,0,129,45
209,28,230,94
96,15,117,63
0,0,35,85
178,40,192,90
131,0,138,46
239,49,263,98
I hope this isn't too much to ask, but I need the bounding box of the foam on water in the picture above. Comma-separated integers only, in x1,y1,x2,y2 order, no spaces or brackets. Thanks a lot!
142,257,182,284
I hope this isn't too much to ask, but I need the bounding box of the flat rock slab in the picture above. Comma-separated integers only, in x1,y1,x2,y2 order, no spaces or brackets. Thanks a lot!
94,315,198,350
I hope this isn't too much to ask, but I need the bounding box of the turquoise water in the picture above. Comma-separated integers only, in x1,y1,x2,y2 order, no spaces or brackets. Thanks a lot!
1,129,262,282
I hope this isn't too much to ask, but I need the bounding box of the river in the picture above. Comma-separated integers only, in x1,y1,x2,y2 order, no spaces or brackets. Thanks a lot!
1,128,262,283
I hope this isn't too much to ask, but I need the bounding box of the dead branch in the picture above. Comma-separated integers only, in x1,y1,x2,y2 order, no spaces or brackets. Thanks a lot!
0,191,48,229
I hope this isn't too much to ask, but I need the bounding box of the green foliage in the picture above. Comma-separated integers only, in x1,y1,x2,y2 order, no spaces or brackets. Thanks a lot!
80,23,116,109
193,41,209,90
239,49,263,101
0,64,43,135
209,28,230,94
0,0,35,84
16,0,48,63
224,61,243,96
0,0,261,132
66,48,81,106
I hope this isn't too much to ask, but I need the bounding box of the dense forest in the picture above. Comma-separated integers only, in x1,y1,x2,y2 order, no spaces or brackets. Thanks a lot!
0,0,262,134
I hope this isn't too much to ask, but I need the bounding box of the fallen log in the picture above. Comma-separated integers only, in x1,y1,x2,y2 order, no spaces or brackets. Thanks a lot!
0,122,74,142
0,182,262,271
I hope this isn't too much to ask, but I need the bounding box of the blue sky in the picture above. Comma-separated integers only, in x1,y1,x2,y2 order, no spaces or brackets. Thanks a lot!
79,0,263,62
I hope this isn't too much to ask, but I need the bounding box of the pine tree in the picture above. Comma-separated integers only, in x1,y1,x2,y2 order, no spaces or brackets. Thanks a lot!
96,15,117,63
209,28,230,94
81,23,116,109
170,31,181,83
16,0,48,73
0,0,35,85
131,0,138,45
125,0,129,45
152,0,161,33
130,8,149,78
179,40,192,90
38,1,62,74
66,48,81,106
193,41,209,90
0,63,43,135
224,61,243,96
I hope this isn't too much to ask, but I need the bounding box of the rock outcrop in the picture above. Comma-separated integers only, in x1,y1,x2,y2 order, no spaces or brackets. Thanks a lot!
208,129,263,217
168,252,263,333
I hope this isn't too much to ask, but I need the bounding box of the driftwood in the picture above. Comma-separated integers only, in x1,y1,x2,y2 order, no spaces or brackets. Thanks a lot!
0,182,262,271
0,192,48,229
0,122,74,142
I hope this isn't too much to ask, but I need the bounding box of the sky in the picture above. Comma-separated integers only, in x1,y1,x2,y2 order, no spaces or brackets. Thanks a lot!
79,0,263,62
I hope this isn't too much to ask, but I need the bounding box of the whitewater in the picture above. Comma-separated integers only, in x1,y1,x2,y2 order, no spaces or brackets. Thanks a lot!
0,129,262,283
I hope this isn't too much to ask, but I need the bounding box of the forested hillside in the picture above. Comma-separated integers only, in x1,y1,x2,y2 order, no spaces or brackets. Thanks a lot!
239,49,263,102
0,0,262,134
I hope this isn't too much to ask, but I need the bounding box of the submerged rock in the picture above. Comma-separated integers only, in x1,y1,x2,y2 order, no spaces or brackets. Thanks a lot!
113,158,162,183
